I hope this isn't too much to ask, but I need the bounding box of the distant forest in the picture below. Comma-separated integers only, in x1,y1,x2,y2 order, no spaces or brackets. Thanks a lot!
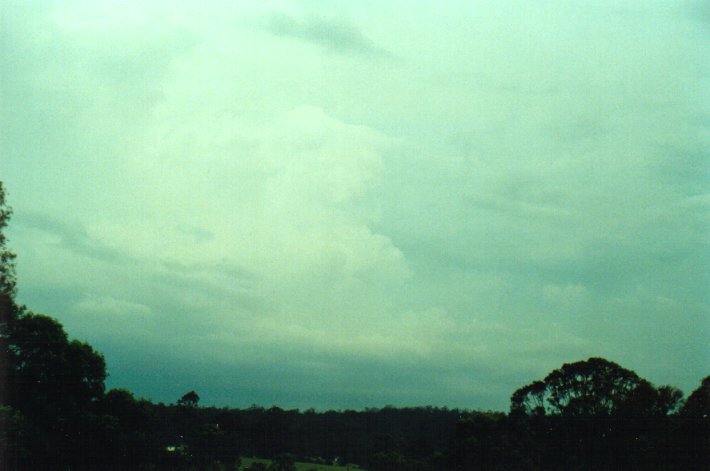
1,182,708,470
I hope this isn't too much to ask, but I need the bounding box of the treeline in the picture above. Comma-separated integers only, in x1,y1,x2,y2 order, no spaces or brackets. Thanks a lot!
0,181,708,470
3,317,708,471
452,361,710,471
144,400,464,469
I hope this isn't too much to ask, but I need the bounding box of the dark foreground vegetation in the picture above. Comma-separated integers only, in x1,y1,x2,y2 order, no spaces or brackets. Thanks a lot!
0,182,708,470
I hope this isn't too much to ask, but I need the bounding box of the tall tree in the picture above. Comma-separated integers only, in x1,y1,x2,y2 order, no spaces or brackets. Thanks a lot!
511,357,682,417
0,181,109,469
678,376,710,470
178,390,201,408
681,375,710,418
0,182,16,301
0,182,22,469
6,312,107,468
0,182,18,463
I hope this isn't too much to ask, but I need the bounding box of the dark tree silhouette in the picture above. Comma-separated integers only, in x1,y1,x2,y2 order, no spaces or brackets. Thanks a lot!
0,184,21,469
677,375,710,470
97,388,159,466
511,357,681,417
0,182,112,470
269,453,297,471
5,312,107,469
502,358,703,470
682,375,710,418
178,390,201,408
510,380,547,416
0,182,18,408
0,182,16,300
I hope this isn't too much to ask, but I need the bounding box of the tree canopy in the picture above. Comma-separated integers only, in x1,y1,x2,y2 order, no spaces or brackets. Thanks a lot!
0,182,16,300
0,183,109,469
682,375,710,418
510,357,683,417
178,390,201,408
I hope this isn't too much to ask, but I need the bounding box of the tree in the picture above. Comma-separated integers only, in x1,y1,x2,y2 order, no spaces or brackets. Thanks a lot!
269,453,296,471
97,388,159,466
510,380,547,417
617,381,684,417
0,182,19,408
451,412,520,471
0,184,21,469
6,312,107,468
178,390,201,408
8,313,106,412
510,357,679,417
0,184,113,468
681,375,710,418
0,182,16,301
678,376,710,470
655,384,685,415
507,358,697,470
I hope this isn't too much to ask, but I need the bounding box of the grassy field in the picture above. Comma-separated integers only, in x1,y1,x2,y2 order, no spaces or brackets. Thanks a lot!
239,456,364,471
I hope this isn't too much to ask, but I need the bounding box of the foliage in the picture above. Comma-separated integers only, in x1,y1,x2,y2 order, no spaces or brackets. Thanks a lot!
0,182,18,420
511,357,683,418
179,390,201,408
495,359,706,470
269,453,297,471
681,375,710,418
677,376,710,468
3,312,108,469
0,182,16,300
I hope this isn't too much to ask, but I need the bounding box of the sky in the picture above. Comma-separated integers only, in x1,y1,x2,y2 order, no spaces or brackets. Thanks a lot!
1,0,708,411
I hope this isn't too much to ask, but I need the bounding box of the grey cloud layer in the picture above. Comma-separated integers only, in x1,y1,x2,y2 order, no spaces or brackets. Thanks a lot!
266,12,392,57
2,0,708,409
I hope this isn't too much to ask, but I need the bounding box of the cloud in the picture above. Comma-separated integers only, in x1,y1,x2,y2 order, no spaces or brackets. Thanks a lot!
14,212,130,265
1,0,708,410
74,295,152,318
266,12,392,57
542,284,588,304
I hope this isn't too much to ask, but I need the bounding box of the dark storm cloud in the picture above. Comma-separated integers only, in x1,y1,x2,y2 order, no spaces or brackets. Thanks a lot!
103,341,515,410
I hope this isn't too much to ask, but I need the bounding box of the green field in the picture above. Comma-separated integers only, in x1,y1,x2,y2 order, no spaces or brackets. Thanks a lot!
239,456,364,471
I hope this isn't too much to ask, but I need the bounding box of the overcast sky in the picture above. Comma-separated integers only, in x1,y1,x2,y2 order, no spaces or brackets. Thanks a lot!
1,0,708,411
